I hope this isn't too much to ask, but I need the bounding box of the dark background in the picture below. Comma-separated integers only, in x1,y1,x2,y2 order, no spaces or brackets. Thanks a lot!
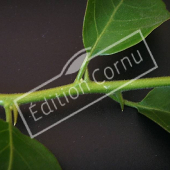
0,0,170,169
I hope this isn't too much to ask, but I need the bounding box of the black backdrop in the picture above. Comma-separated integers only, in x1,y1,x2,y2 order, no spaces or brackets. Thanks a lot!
0,0,170,170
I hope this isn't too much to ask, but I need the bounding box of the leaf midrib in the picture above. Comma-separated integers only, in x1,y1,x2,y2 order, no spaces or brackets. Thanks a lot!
137,103,170,126
136,102,170,114
8,122,13,170
127,101,170,131
138,105,170,130
88,0,124,57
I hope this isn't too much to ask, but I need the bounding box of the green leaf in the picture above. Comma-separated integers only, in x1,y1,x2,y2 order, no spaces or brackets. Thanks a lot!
0,119,62,170
83,0,170,56
135,87,170,133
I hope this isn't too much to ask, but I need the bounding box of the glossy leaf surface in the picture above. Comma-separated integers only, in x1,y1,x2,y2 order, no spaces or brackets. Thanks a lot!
83,0,170,56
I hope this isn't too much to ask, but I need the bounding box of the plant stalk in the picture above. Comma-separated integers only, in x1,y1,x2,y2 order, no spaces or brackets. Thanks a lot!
0,76,170,106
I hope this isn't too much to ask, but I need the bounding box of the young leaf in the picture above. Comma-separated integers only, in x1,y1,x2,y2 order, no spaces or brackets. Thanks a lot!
135,87,170,133
0,119,62,170
83,0,170,56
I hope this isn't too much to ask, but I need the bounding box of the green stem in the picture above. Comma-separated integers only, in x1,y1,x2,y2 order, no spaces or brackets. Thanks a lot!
124,100,139,108
0,76,170,106
5,106,14,170
75,54,90,81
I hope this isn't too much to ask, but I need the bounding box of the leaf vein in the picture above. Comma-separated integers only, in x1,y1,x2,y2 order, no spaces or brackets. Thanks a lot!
94,0,99,37
14,148,32,170
107,20,166,33
110,0,116,9
0,144,9,154
122,2,158,10
0,129,8,134
90,0,124,56
13,131,49,161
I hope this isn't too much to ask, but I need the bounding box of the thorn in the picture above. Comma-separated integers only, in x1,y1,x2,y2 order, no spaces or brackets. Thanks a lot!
115,91,124,111
13,105,18,126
